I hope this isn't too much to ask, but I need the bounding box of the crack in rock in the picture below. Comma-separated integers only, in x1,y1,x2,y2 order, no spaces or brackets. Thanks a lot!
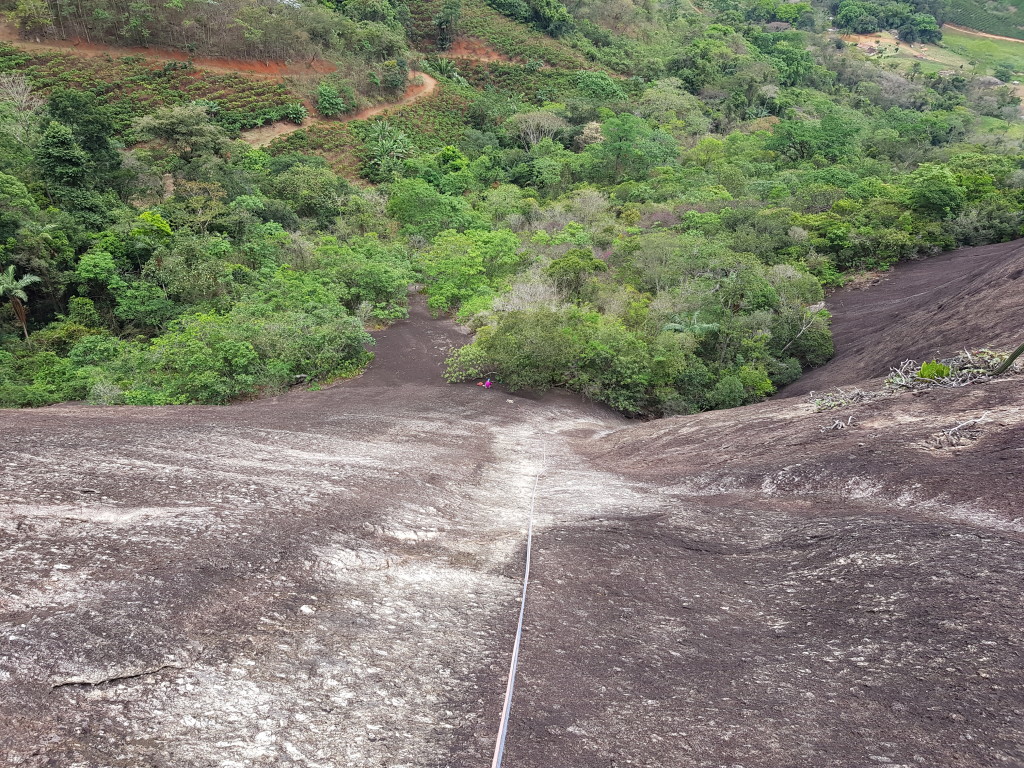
50,664,182,689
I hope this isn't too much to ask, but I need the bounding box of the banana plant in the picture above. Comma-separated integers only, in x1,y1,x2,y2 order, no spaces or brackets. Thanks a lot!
0,265,41,340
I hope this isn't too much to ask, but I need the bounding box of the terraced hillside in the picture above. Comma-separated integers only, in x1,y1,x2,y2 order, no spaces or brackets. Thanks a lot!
945,0,1024,41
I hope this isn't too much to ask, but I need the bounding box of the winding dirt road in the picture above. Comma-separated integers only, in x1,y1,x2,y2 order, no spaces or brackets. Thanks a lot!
1,250,1023,767
0,25,439,149
943,23,1024,44
0,23,335,77
239,72,438,149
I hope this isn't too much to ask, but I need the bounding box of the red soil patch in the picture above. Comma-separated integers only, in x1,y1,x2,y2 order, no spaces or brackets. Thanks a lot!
445,36,515,63
0,23,335,78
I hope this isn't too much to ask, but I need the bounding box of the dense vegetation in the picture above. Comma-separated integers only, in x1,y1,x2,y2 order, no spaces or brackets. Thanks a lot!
831,0,942,42
1,0,1023,414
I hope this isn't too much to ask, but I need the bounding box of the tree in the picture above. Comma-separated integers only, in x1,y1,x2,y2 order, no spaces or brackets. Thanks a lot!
267,165,345,224
434,0,461,50
35,121,89,188
545,248,607,302
386,178,485,237
420,229,522,312
908,164,966,216
530,0,574,36
47,89,118,165
133,105,231,162
0,264,41,339
584,114,675,183
506,110,569,149
7,0,54,35
767,112,860,162
835,1,880,33
898,13,941,43
0,73,44,146
633,78,711,136
0,171,39,241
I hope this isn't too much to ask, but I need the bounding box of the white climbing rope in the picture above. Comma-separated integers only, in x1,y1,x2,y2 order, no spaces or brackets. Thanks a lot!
490,447,546,768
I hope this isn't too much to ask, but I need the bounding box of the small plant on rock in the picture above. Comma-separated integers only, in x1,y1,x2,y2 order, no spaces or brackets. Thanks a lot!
919,360,951,380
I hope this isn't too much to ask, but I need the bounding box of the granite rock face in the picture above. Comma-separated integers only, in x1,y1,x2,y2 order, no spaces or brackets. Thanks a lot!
2,243,1023,767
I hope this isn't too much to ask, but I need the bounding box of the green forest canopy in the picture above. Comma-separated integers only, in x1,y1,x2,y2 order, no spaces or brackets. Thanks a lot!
1,0,1023,415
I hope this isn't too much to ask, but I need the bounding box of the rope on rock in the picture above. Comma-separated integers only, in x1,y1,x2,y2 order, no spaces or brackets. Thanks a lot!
490,447,547,768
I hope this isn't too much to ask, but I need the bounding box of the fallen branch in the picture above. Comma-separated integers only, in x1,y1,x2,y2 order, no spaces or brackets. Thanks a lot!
821,415,857,432
932,412,990,449
811,386,888,412
886,348,1021,393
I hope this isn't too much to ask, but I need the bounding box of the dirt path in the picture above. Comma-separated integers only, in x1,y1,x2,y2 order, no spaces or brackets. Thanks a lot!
944,22,1024,44
0,23,335,77
239,72,438,148
0,25,438,149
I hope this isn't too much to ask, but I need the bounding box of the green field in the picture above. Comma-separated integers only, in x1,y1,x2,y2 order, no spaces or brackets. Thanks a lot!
973,113,1024,138
942,27,1024,75
844,27,1024,77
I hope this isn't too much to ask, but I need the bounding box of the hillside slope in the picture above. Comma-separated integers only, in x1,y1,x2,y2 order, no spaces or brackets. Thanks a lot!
1,241,1022,767
783,238,1024,396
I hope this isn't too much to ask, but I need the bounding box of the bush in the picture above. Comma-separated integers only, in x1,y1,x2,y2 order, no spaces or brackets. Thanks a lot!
446,307,652,414
282,102,309,125
0,346,88,407
317,81,353,117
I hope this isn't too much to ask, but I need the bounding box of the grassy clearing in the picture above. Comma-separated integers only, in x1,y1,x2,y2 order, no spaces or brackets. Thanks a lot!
971,113,1024,138
942,27,1024,74
842,27,1024,77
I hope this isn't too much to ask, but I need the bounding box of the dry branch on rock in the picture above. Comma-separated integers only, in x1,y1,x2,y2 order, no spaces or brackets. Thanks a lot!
886,349,1022,392
811,386,890,412
820,414,858,432
931,412,990,449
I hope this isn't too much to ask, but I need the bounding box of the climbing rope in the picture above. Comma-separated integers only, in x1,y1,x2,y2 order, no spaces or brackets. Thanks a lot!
490,448,546,768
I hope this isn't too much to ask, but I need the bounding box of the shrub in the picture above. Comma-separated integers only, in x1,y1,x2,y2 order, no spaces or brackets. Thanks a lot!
282,102,309,125
316,81,352,117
